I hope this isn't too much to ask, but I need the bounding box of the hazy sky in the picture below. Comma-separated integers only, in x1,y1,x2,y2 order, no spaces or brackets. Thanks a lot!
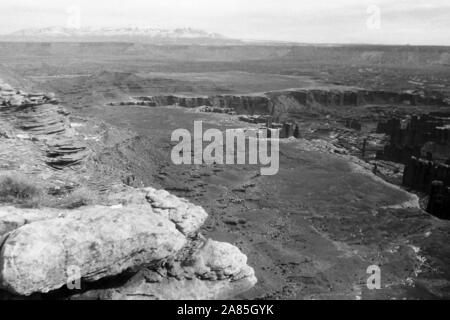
0,0,449,45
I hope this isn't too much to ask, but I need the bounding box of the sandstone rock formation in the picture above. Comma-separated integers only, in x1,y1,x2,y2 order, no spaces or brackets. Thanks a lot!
0,205,187,295
69,239,257,300
0,188,256,298
376,112,450,219
377,113,450,164
145,188,208,236
1,84,89,170
402,157,450,219
115,88,450,120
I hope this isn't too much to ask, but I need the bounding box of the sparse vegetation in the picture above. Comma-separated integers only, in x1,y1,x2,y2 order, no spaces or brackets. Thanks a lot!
56,187,97,209
0,174,42,208
0,175,97,209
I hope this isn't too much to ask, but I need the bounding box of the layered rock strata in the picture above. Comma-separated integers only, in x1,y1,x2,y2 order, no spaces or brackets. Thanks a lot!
109,88,450,119
1,82,89,169
377,114,450,164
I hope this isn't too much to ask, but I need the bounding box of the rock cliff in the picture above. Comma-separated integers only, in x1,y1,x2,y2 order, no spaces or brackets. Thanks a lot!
377,114,450,164
112,88,449,120
402,157,450,219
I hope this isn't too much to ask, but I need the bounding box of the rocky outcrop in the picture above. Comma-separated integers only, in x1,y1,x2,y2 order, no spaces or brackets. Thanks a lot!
115,94,272,115
70,239,257,300
267,89,449,119
427,181,450,219
45,138,88,169
0,205,187,296
402,157,450,192
145,188,208,236
377,114,450,164
1,82,89,170
0,187,256,299
402,157,450,219
200,106,235,114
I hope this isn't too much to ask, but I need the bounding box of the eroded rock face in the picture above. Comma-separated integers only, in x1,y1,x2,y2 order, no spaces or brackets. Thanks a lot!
191,240,254,281
116,88,450,119
104,187,208,237
0,206,61,237
377,114,450,164
1,83,89,170
70,240,257,300
145,188,208,236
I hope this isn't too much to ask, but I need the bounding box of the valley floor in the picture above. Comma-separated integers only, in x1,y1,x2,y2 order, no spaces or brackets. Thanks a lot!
83,105,450,299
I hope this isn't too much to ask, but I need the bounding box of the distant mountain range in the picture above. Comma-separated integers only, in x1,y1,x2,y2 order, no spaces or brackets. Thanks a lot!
0,26,243,44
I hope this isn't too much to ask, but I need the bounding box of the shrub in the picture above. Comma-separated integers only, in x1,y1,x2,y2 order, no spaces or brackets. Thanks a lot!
0,175,98,209
57,187,97,209
0,174,42,207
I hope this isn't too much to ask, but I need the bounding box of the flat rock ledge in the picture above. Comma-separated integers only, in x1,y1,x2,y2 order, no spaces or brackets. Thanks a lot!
0,188,256,299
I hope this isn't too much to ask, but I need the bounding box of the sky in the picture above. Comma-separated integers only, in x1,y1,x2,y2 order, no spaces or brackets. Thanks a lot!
0,0,449,45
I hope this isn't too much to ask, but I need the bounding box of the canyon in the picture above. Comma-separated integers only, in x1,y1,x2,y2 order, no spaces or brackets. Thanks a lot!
0,42,449,300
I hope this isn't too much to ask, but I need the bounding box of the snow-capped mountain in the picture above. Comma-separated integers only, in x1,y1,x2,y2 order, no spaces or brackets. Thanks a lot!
3,26,239,44
10,26,224,38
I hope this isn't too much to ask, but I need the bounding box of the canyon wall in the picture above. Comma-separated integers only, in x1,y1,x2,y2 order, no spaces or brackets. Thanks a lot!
134,94,272,115
379,113,450,219
403,157,450,193
123,88,450,120
402,157,450,219
377,114,450,164
268,89,448,110
0,83,89,170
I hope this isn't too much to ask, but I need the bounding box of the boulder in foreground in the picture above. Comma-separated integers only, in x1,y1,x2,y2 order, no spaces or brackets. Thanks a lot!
0,206,187,296
0,188,257,299
70,239,257,300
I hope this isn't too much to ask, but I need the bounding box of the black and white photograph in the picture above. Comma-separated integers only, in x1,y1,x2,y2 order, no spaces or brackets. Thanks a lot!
0,0,449,307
